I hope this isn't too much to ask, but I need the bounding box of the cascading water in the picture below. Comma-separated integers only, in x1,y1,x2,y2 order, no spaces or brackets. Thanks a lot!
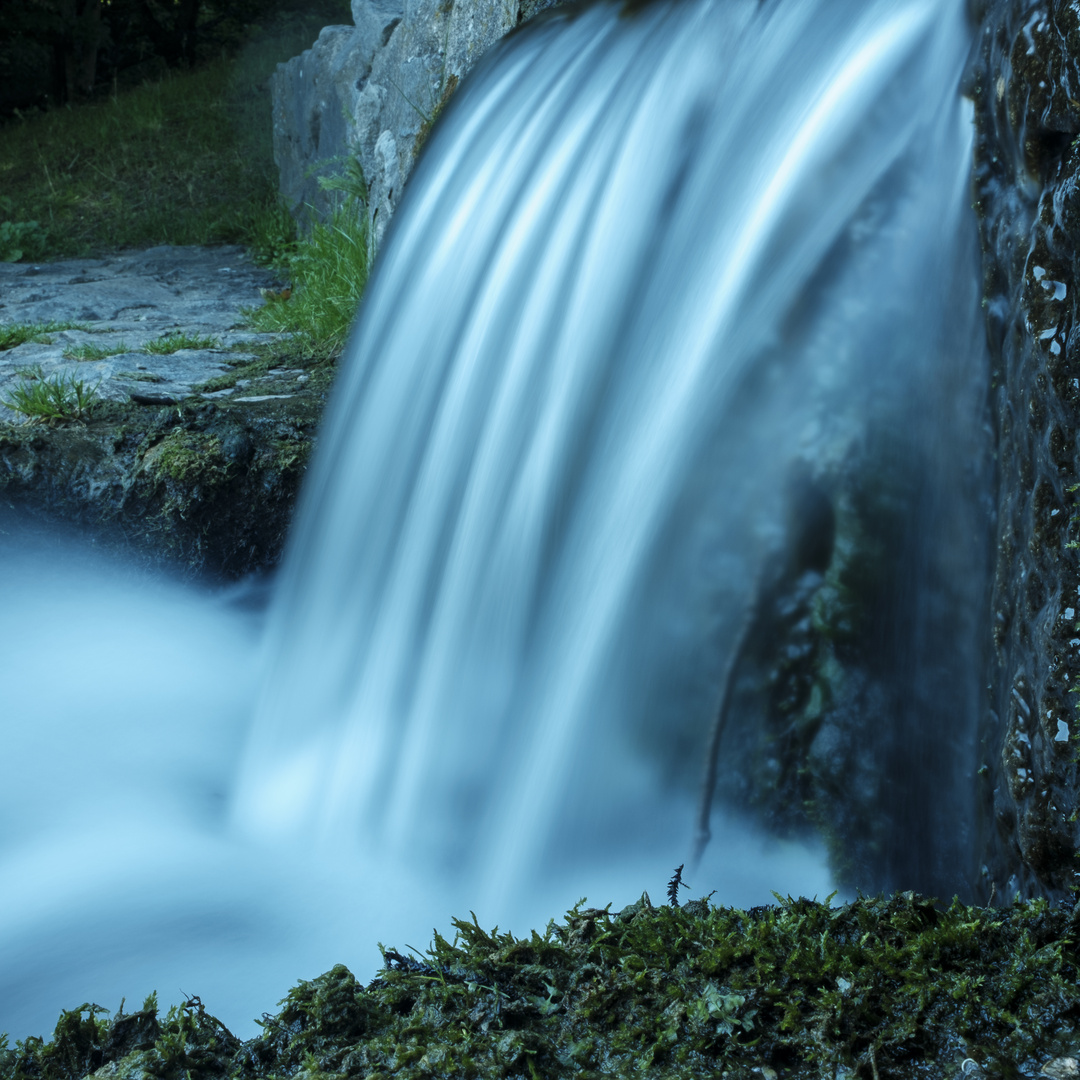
0,0,989,1043
235,0,990,901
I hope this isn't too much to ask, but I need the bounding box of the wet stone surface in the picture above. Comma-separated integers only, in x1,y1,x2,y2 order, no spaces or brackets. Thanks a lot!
0,245,293,416
0,245,334,580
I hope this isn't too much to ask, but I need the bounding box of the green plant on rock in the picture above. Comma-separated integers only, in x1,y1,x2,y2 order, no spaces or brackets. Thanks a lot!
0,321,91,351
62,341,131,361
115,370,164,383
142,332,219,355
2,366,101,424
244,157,371,358
4,893,1080,1080
147,431,228,486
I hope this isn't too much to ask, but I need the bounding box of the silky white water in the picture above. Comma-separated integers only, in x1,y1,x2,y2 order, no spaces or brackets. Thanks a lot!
0,0,985,1042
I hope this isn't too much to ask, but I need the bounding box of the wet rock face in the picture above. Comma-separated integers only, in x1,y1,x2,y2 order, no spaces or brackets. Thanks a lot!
0,385,327,581
973,0,1080,897
271,0,562,247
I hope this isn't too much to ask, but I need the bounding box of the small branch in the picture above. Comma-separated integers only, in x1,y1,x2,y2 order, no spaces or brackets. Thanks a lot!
691,580,763,871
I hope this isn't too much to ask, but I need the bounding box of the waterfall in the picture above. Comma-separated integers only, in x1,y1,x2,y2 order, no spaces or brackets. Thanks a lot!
235,0,988,901
0,0,988,1043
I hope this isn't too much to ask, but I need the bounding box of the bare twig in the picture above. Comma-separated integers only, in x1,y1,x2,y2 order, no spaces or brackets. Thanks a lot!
691,583,762,871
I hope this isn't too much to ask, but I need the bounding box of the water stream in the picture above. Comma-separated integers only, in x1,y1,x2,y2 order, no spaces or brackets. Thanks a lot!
0,0,988,1042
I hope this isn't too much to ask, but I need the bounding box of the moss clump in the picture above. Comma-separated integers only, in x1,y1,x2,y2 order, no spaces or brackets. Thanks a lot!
5,892,1080,1080
145,430,229,488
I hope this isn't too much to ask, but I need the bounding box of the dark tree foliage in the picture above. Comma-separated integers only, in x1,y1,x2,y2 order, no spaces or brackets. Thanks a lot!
0,0,340,118
0,0,104,110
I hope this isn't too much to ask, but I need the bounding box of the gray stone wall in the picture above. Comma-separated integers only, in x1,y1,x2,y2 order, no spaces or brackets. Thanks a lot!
271,0,560,248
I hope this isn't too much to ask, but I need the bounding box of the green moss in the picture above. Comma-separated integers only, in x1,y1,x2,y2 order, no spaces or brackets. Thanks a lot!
145,430,229,487
114,371,165,383
414,74,460,158
272,437,311,475
5,893,1080,1080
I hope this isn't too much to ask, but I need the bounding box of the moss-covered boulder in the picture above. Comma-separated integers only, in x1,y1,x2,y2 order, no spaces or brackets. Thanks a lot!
5,893,1080,1080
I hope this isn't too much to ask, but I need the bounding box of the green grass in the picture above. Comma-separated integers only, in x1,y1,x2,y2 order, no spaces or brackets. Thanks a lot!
0,0,368,358
245,160,371,357
2,366,100,423
0,321,91,350
61,340,130,361
0,9,339,262
142,331,219,354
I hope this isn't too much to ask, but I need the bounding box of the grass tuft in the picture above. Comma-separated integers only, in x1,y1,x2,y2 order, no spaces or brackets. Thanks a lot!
0,321,91,351
62,340,130,361
142,331,219,355
2,366,100,424
245,158,371,357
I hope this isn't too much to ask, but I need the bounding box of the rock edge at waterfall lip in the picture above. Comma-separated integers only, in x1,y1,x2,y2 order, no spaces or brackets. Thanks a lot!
0,245,335,581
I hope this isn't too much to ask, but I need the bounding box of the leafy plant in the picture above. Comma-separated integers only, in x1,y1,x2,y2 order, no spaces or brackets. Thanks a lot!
2,366,101,423
142,331,219,354
62,340,130,361
6,892,1078,1080
0,217,48,263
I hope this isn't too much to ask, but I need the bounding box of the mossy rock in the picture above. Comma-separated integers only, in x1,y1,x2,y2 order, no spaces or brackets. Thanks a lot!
0,350,335,580
5,893,1080,1080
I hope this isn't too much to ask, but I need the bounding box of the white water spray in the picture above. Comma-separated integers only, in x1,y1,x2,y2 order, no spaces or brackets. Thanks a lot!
0,0,985,1042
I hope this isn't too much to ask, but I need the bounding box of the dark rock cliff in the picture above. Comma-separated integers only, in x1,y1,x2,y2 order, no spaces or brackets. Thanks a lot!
971,0,1080,900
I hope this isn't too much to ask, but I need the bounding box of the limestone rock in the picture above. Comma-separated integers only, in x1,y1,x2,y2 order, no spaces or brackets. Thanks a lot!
271,0,561,247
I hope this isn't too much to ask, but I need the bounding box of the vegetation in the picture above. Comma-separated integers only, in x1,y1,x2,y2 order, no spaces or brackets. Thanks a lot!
0,197,48,263
0,6,340,263
142,332,220,355
245,159,372,358
2,892,1079,1080
0,0,370,359
2,367,101,424
62,341,131,361
0,322,91,351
